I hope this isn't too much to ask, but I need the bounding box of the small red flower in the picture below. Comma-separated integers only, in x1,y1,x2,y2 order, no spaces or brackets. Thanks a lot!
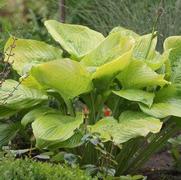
104,106,111,117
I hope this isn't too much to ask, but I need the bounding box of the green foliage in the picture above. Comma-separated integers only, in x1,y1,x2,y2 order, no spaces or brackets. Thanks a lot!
0,158,92,180
0,20,181,177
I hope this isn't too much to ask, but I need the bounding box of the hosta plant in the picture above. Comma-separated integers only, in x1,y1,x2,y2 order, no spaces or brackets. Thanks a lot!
0,20,181,176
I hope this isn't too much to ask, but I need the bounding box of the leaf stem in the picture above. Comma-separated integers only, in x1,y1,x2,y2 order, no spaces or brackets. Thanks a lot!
90,92,96,124
145,0,163,59
66,99,75,117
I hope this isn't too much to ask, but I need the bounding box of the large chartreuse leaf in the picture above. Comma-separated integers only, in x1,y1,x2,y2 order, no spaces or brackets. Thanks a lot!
31,59,93,100
113,89,155,107
44,20,104,59
4,37,63,75
32,112,84,148
92,50,132,89
0,80,47,117
81,32,135,66
139,84,181,118
117,60,168,89
89,111,162,145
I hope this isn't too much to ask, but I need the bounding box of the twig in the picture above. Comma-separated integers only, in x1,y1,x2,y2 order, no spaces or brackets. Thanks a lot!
0,37,17,87
1,74,29,105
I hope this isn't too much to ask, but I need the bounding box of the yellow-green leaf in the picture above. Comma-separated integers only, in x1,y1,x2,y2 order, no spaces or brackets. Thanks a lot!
117,60,169,89
92,50,132,89
32,112,83,148
132,33,157,60
44,20,104,59
81,32,135,66
4,37,63,75
89,111,162,145
31,59,93,100
0,80,47,112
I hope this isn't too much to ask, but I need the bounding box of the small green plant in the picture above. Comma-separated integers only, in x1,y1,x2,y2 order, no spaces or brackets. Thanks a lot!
0,20,181,177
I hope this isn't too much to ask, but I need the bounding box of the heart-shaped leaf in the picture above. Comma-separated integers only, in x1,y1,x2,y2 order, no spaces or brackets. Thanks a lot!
89,111,162,145
44,20,104,59
31,59,93,100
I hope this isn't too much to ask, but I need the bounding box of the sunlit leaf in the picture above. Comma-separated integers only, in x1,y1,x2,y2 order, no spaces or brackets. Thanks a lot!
81,32,135,66
31,59,93,100
117,60,169,89
4,37,63,75
44,20,104,59
92,50,132,89
89,111,162,145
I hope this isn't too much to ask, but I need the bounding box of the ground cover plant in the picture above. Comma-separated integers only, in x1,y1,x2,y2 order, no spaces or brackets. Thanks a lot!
0,19,181,178
0,157,93,180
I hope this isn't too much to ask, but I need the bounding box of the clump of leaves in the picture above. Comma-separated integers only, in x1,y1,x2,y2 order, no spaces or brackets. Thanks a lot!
0,20,181,177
